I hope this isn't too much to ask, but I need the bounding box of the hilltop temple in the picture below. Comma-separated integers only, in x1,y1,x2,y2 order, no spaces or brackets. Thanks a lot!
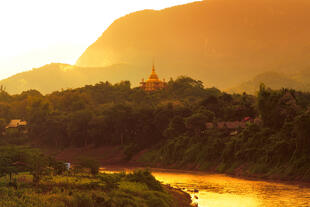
140,64,167,91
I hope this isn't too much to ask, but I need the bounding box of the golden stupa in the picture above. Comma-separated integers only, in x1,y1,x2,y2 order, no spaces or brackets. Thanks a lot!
140,64,167,91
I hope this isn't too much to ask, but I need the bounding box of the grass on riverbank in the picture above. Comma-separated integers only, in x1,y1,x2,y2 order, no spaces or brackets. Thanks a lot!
0,169,188,207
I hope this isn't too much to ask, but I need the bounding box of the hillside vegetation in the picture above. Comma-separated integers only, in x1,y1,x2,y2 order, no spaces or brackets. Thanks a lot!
138,84,310,181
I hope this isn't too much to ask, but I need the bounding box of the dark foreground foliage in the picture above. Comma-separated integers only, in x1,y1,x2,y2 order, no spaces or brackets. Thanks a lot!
0,146,188,207
0,167,174,207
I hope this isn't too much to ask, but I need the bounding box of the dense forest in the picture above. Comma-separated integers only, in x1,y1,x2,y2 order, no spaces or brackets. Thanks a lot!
1,76,310,180
0,77,256,148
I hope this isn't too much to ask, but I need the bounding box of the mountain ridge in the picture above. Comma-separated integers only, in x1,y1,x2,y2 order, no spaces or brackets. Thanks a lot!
1,0,310,94
0,63,144,94
76,0,310,88
230,71,310,94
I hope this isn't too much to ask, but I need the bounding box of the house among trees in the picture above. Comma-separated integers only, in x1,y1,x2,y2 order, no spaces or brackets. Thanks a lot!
6,120,27,129
205,117,262,135
140,64,167,91
5,119,28,134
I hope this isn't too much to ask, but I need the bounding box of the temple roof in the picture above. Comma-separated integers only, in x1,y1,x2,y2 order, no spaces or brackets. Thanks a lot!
147,64,160,82
6,119,27,128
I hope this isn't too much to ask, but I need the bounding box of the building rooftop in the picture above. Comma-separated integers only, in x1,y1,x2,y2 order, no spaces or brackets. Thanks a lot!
6,119,27,129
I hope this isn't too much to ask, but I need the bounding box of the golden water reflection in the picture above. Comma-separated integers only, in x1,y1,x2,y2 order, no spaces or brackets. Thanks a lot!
101,168,310,207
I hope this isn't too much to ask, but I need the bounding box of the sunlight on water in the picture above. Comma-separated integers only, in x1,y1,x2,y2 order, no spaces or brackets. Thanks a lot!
101,168,310,207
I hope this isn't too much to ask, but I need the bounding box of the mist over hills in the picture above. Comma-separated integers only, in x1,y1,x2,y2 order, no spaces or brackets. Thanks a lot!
0,63,144,94
77,0,310,89
230,71,310,94
1,0,310,94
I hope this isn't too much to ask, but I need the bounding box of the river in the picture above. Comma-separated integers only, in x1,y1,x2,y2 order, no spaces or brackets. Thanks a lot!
100,167,310,207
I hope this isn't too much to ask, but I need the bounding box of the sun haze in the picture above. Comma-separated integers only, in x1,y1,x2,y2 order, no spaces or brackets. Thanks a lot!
0,0,199,80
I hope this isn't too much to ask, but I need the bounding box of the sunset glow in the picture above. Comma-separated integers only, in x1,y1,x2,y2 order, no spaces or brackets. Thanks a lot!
1,1,310,206
0,0,199,80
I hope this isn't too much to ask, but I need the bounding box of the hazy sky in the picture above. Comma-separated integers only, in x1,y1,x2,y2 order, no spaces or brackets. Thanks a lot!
0,0,198,80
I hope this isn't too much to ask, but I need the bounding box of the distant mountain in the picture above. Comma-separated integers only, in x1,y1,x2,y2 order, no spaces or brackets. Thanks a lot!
230,71,310,94
77,0,310,89
0,63,147,94
2,0,310,94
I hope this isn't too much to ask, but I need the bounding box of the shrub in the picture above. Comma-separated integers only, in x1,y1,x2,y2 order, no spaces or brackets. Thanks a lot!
99,173,123,191
72,193,94,207
125,169,162,192
124,144,139,161
77,157,100,176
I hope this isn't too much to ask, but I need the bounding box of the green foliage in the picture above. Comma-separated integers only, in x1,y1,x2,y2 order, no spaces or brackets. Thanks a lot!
164,116,186,138
3,76,310,181
0,76,258,151
294,111,310,154
0,169,175,207
72,193,94,207
0,118,7,136
0,146,30,181
258,84,298,129
0,146,62,184
139,84,310,179
185,112,209,135
49,159,67,176
125,169,163,192
99,174,121,191
77,157,100,176
124,144,140,161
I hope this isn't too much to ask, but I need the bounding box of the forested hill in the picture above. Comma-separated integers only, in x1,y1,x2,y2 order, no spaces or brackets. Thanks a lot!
0,76,256,148
77,0,310,89
1,77,310,181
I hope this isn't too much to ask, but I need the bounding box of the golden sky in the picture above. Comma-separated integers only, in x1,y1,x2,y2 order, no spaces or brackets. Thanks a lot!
0,0,199,80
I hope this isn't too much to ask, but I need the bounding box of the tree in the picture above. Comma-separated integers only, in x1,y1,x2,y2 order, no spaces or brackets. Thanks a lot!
294,111,310,155
185,113,209,136
258,84,298,129
0,103,11,122
27,97,51,140
67,110,92,147
200,95,221,116
166,76,205,98
103,104,133,145
25,150,49,183
0,155,16,181
78,157,100,176
164,116,186,138
0,118,6,137
0,146,31,182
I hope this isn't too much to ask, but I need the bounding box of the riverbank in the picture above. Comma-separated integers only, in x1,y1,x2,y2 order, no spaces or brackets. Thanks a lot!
103,164,310,190
44,147,194,206
127,160,310,187
46,146,310,186
0,168,193,207
164,185,193,207
101,165,310,207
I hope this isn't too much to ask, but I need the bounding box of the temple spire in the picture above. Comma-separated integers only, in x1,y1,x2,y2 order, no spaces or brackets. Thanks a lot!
140,62,167,91
152,58,155,73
